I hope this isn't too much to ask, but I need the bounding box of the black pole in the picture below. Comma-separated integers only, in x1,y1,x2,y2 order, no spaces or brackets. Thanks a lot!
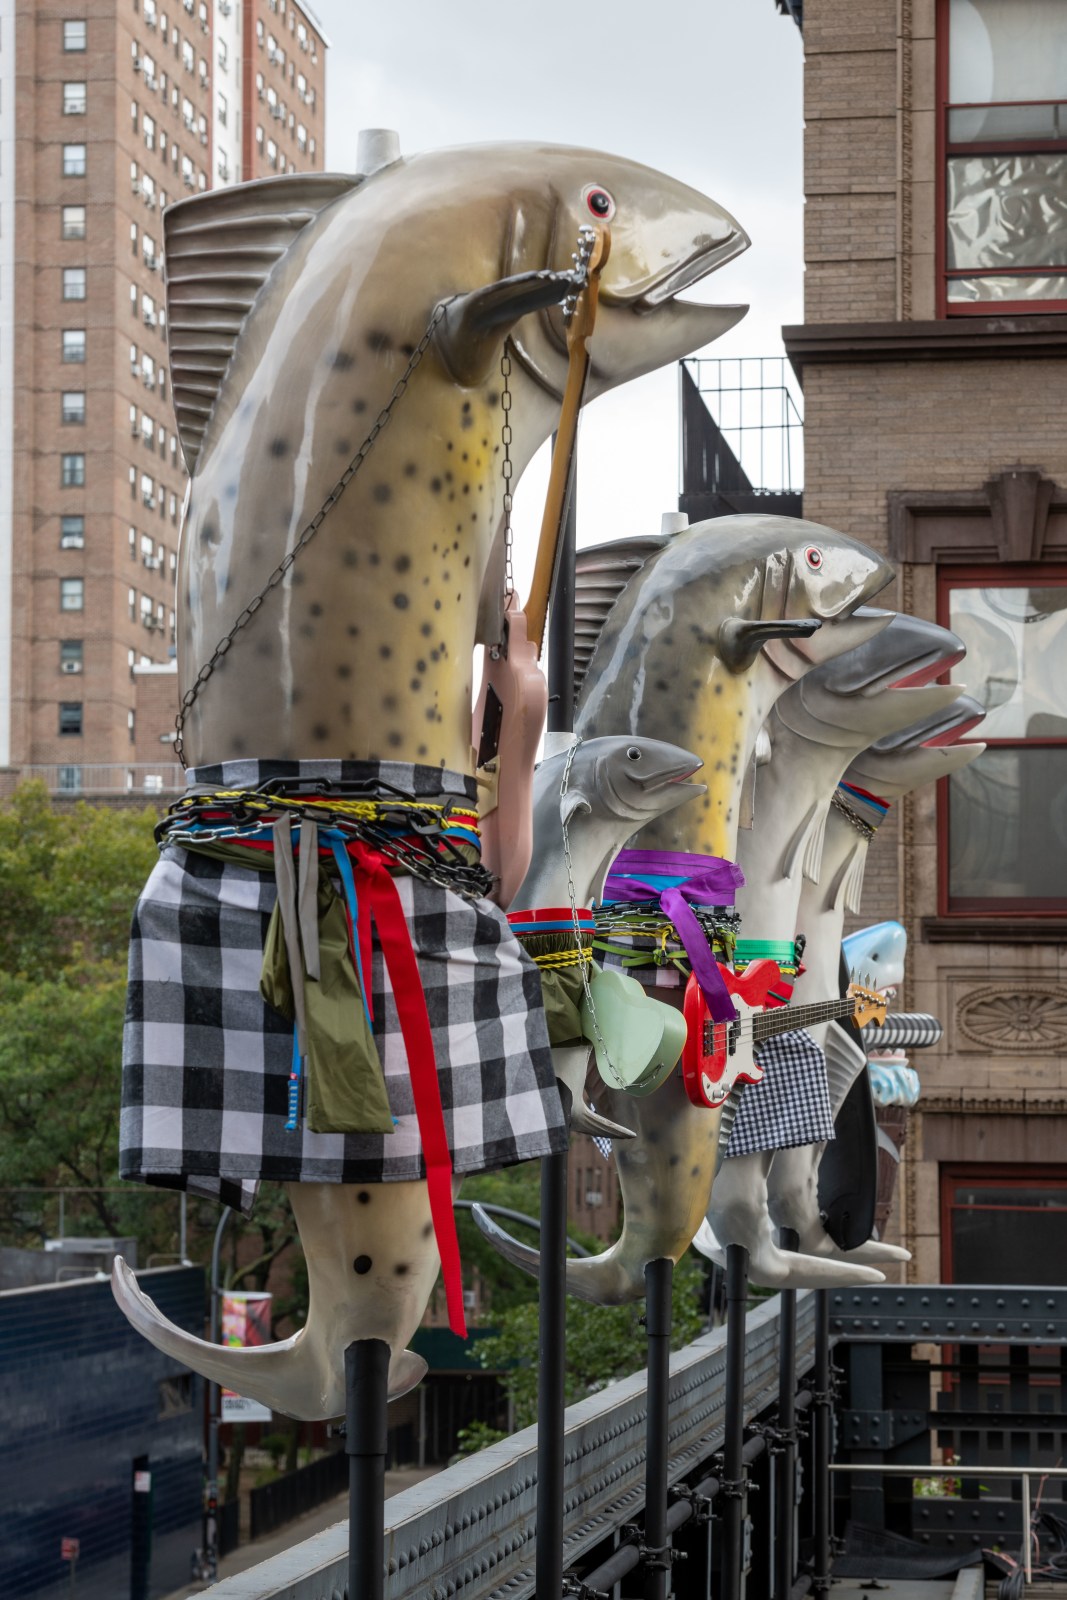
812,1289,832,1597
722,1243,750,1600
644,1257,674,1600
775,1228,799,1600
345,1338,390,1600
534,441,576,1600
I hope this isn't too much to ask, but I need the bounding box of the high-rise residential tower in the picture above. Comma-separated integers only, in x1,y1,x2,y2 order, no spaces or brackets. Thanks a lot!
0,0,326,790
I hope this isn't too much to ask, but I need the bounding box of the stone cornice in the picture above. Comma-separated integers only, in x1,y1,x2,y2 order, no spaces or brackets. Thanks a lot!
783,314,1067,379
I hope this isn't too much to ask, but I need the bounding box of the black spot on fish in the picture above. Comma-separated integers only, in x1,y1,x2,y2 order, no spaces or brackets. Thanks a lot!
462,452,468,462
291,689,303,705
335,439,353,455
714,683,724,695
347,624,360,637
330,350,356,371
418,743,427,757
422,1221,433,1239
446,441,453,452
340,702,351,722
443,570,450,582
366,330,392,353
383,694,398,712
393,593,409,610
690,1164,701,1178
487,392,499,406
669,1154,680,1167
299,622,315,639
394,1262,410,1276
444,470,453,483
352,1255,373,1274
416,659,427,674
430,477,442,493
448,491,455,502
373,483,392,504
343,549,359,568
410,678,421,692
655,678,670,692
224,483,238,500
433,599,442,610
462,484,470,495
312,723,329,740
425,707,436,722
702,798,711,810
387,731,403,748
255,639,274,658
463,555,470,567
353,399,367,414
420,622,432,637
357,1190,371,1204
394,554,411,573
309,602,323,617
403,462,417,477
647,1128,660,1145
269,437,289,458
290,568,305,586
400,342,415,357
337,663,352,679
380,644,392,659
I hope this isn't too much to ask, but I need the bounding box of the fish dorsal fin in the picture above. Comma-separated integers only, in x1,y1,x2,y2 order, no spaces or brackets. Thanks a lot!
163,173,359,472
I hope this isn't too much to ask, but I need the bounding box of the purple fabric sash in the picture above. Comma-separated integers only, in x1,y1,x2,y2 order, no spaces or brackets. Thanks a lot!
602,849,745,1023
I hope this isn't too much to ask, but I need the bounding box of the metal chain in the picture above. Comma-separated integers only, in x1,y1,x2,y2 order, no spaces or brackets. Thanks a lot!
498,348,515,604
831,789,877,842
172,297,455,766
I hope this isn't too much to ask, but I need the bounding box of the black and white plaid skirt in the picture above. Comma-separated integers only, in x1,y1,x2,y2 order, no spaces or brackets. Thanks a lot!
725,1029,836,1157
119,758,567,1211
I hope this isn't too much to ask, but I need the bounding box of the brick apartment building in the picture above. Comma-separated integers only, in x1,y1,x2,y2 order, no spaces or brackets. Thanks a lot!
775,0,1067,1284
0,0,325,793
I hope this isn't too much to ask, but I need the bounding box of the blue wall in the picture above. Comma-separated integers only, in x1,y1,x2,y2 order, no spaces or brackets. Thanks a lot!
0,1266,206,1600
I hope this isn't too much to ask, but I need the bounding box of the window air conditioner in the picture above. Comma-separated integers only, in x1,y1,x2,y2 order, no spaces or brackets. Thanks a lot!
133,56,144,72
143,309,156,325
585,1191,603,1207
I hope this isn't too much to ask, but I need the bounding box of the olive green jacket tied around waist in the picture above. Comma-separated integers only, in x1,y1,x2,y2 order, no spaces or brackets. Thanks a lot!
175,816,394,1136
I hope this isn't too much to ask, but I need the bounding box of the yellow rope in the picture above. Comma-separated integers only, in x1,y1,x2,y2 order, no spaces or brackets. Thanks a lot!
529,946,594,971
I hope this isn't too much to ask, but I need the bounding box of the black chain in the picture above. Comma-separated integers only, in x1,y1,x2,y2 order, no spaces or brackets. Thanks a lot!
499,349,514,606
173,298,455,765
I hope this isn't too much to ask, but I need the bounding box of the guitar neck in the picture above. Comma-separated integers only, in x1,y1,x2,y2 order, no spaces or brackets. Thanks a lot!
752,994,859,1043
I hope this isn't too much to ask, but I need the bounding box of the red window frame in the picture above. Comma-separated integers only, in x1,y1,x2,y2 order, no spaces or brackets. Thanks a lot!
940,1162,1067,1281
935,0,1067,317
936,563,1067,916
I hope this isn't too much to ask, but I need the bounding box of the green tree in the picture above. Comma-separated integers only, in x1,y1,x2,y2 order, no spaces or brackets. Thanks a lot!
476,1252,709,1430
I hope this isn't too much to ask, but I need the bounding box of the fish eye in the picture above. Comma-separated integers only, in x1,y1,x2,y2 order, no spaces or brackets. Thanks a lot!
582,184,616,222
626,746,642,761
804,546,824,570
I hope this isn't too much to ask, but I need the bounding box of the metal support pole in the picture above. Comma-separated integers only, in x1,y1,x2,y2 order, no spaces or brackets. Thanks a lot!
180,1191,188,1263
721,1243,750,1600
535,448,576,1600
775,1229,798,1600
345,1338,390,1600
644,1257,674,1600
1022,1472,1033,1584
812,1289,832,1598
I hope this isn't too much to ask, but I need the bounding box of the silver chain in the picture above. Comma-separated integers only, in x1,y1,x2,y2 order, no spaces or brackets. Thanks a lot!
559,736,623,1088
831,788,877,842
499,349,515,603
172,297,455,766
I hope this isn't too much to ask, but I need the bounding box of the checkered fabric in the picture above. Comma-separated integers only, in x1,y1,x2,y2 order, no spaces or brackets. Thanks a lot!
120,758,567,1211
724,1028,836,1157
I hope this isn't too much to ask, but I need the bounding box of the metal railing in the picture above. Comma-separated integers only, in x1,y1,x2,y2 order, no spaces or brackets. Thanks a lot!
13,762,184,795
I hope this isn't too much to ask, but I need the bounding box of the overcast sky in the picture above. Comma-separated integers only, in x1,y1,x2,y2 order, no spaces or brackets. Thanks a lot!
313,0,804,592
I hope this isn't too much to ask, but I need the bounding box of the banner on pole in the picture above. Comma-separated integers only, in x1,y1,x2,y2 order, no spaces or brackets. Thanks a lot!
220,1291,273,1424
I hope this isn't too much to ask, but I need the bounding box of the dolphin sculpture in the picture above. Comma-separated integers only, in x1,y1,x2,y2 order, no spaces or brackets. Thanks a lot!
764,693,987,1261
509,735,706,1142
480,516,895,1304
113,138,750,1416
700,614,967,1288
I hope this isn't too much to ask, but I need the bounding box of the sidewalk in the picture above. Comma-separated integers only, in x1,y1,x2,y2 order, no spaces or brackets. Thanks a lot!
164,1467,441,1598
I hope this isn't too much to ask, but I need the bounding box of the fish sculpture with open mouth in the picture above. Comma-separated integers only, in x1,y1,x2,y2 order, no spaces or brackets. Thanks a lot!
112,135,750,1420
697,615,968,1288
479,515,895,1305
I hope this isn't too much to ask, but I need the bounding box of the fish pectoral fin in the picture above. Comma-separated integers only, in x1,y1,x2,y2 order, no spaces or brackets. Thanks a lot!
435,269,576,386
388,1350,429,1400
717,617,823,674
470,1203,541,1279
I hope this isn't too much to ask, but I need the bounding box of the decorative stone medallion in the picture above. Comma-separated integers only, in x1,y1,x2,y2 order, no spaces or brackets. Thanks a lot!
956,986,1067,1053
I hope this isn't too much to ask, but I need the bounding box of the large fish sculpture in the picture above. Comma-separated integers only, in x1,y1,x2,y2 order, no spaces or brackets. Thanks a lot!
699,615,966,1288
112,137,749,1417
165,134,749,767
483,516,895,1304
765,694,987,1261
504,735,706,1143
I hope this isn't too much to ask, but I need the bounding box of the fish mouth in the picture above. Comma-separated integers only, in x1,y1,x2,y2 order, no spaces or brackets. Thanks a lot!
612,226,751,311
891,644,965,688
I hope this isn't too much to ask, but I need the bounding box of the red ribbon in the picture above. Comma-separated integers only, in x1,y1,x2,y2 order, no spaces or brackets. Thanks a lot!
345,842,467,1341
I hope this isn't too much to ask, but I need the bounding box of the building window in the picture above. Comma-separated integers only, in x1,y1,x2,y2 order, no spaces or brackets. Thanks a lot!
61,391,86,425
941,0,1067,312
941,1165,1067,1285
129,587,137,620
60,640,84,674
59,702,84,736
128,709,136,744
60,515,85,549
62,329,86,363
63,267,86,301
60,577,85,612
61,205,86,240
62,81,87,115
939,566,1067,911
58,764,83,793
61,454,86,487
62,144,87,178
63,19,87,50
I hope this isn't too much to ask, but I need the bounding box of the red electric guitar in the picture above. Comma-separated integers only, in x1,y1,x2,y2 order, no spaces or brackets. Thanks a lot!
681,961,888,1109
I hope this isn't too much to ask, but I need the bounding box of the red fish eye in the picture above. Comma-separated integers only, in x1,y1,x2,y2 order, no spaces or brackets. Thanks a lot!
804,546,823,570
582,184,616,221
